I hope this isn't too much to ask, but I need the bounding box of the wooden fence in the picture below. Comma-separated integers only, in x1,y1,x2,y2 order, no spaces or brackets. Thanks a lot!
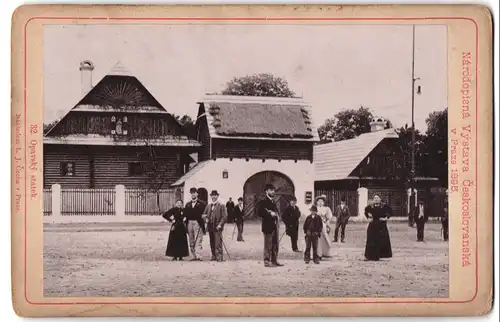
45,185,182,218
43,188,52,216
125,189,181,216
314,189,359,217
61,188,116,216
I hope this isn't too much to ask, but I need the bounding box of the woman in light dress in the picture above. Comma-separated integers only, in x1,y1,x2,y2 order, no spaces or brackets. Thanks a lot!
315,195,334,258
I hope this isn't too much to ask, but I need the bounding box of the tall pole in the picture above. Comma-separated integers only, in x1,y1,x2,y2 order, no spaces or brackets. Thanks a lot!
411,24,416,178
408,24,416,227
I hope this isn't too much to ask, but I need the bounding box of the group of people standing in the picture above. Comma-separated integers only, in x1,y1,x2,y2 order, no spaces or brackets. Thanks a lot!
162,184,448,265
163,187,248,262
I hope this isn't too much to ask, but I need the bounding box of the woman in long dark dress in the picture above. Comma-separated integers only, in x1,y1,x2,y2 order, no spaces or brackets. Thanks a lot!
163,200,189,261
364,194,393,261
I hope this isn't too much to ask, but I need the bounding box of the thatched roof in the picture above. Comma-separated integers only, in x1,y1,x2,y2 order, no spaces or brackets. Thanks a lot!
199,95,319,141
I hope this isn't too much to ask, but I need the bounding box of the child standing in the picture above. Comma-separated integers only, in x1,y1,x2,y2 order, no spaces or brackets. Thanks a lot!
303,205,323,264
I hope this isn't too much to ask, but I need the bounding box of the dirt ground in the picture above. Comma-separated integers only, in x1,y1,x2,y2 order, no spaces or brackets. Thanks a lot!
44,221,449,298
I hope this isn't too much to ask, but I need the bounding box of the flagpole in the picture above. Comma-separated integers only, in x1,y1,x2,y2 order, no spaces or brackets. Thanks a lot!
409,24,417,227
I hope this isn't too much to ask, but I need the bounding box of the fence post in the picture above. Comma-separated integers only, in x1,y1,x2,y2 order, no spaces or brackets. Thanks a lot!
356,187,368,221
115,185,125,219
51,184,61,220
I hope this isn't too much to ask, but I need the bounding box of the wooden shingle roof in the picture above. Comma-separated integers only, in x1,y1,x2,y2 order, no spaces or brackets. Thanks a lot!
198,95,320,141
314,129,399,181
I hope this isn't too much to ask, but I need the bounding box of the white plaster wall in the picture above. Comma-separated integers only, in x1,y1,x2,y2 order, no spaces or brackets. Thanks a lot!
183,158,314,216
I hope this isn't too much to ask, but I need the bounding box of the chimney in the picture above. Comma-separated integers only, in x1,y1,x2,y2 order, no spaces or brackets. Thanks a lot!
79,60,94,96
370,117,386,132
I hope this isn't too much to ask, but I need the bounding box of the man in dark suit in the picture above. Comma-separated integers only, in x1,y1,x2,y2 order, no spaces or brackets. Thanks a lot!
257,183,283,267
233,197,245,242
282,196,301,252
333,197,351,243
202,190,228,262
226,197,235,223
184,187,206,261
414,200,428,242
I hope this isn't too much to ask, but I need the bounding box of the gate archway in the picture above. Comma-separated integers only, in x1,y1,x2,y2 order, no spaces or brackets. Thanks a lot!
243,171,295,219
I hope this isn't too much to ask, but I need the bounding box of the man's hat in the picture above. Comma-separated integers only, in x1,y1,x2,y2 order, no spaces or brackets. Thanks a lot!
315,195,327,203
264,183,276,191
210,190,219,196
340,196,346,202
290,196,297,202
237,197,243,201
310,205,318,212
189,187,198,193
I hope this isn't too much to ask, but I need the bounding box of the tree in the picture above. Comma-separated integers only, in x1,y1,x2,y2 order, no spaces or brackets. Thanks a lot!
317,106,392,142
43,118,61,134
173,114,196,139
221,73,296,97
423,108,448,185
395,124,427,182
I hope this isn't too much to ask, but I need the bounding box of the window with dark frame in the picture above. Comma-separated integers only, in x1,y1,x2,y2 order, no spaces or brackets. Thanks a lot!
60,162,75,176
128,162,144,176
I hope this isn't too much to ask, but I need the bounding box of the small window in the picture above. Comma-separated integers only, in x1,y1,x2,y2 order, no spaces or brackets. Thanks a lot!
128,162,144,176
60,162,75,176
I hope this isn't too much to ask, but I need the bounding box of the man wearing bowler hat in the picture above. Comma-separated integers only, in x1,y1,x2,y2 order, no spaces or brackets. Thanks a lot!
257,183,284,267
184,187,206,261
202,190,228,262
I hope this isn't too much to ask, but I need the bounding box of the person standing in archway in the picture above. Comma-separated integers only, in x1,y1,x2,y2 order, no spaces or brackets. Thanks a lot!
282,196,301,252
257,183,284,267
315,195,334,259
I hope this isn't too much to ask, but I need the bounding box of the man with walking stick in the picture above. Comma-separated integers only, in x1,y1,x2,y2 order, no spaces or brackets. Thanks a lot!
184,187,206,261
257,183,284,268
202,190,228,262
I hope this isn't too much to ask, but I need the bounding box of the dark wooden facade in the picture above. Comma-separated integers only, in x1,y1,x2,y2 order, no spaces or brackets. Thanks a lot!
315,138,445,217
44,145,192,189
211,139,313,161
49,111,185,138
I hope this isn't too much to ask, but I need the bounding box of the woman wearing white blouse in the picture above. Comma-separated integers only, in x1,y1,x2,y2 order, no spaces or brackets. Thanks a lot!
315,195,334,258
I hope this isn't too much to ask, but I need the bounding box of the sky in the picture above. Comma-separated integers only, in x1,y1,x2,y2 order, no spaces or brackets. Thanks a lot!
44,24,447,131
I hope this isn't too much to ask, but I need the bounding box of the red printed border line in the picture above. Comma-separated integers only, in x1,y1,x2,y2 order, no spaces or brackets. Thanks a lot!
22,16,479,306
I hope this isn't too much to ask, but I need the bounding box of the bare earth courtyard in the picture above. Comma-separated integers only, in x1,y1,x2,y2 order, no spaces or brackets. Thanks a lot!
44,221,448,298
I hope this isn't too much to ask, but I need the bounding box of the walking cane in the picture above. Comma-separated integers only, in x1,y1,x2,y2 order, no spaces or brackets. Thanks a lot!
221,237,232,260
193,227,202,245
231,223,237,240
279,230,286,243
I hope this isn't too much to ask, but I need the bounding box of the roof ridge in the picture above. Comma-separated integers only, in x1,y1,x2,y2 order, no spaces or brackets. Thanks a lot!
199,94,309,106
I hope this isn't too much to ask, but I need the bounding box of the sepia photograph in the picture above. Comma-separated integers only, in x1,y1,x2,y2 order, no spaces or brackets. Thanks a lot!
40,23,450,298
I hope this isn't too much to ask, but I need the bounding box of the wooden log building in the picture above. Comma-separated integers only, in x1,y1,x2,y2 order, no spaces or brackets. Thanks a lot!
314,118,447,218
43,61,200,189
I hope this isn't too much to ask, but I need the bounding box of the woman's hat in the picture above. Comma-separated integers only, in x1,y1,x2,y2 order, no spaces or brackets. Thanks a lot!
210,190,219,196
315,195,327,203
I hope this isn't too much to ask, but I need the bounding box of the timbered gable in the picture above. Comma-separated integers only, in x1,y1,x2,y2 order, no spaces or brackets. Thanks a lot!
350,138,405,179
47,111,187,139
44,62,199,147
